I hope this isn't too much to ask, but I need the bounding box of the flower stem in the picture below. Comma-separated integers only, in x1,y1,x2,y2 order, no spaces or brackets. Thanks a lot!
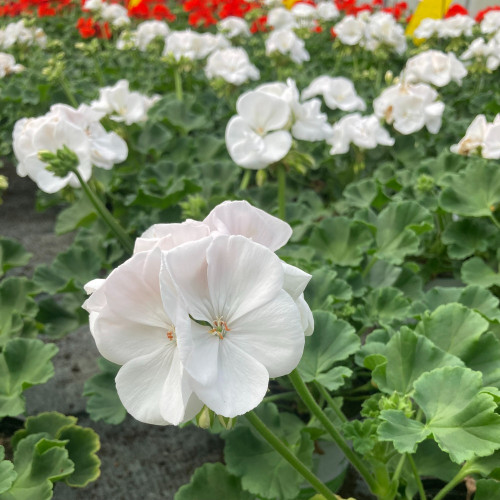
59,75,79,108
288,369,378,493
174,68,183,102
432,464,469,500
262,391,296,403
391,454,406,483
313,381,347,424
407,454,425,500
246,411,337,500
72,168,134,254
490,213,500,230
277,163,286,220
240,169,251,191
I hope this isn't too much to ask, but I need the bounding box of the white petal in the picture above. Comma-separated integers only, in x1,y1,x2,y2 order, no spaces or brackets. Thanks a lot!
282,261,311,299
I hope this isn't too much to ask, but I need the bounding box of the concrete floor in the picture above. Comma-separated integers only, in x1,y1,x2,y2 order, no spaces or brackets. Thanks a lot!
0,162,223,500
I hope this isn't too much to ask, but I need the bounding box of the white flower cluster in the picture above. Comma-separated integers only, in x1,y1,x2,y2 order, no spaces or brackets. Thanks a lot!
451,114,500,159
334,12,406,54
13,104,128,193
163,30,229,61
414,15,475,39
83,0,130,27
403,50,467,87
267,2,339,31
225,79,332,169
461,36,500,71
480,10,500,34
0,53,24,78
90,79,160,125
265,29,310,64
0,20,46,50
205,47,260,85
117,20,170,52
217,17,251,39
84,200,313,423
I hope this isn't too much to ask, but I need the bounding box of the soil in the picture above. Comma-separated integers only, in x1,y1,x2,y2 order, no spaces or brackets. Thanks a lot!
0,162,223,500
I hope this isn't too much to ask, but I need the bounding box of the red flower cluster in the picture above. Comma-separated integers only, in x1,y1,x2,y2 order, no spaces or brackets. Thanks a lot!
444,3,468,18
476,5,500,22
334,0,406,19
127,0,176,21
381,1,407,20
76,16,112,38
183,0,260,27
0,0,73,17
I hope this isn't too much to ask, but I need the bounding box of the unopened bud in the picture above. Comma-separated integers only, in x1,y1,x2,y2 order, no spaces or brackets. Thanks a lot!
0,175,8,190
196,406,214,429
217,415,234,430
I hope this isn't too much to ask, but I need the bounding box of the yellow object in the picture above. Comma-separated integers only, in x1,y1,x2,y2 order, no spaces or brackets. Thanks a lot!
127,0,143,9
283,0,301,9
405,0,452,39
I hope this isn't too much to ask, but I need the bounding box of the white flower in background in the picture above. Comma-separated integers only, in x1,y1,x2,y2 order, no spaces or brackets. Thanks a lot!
51,103,128,170
83,249,203,426
265,29,310,64
205,47,260,85
217,17,251,39
163,234,306,417
316,1,339,21
451,115,489,156
0,20,46,49
480,10,500,34
364,12,406,54
413,18,441,39
83,0,103,11
439,15,475,38
302,75,366,112
13,109,92,193
451,114,500,159
257,79,332,141
0,53,24,78
291,3,317,28
91,80,160,125
163,30,229,61
267,7,297,30
133,20,170,51
327,113,394,154
374,82,445,135
101,3,130,27
333,15,366,46
461,38,500,71
404,50,467,87
225,89,292,169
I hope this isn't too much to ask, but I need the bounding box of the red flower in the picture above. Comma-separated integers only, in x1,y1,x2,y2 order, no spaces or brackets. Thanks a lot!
77,17,96,38
476,6,500,22
152,4,176,21
250,15,268,33
445,4,468,18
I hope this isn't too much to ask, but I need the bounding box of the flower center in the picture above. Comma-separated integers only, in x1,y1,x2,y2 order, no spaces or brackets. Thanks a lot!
209,317,230,340
166,325,176,342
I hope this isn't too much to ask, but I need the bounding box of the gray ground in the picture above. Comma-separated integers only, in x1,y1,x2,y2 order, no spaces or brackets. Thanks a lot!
0,162,223,500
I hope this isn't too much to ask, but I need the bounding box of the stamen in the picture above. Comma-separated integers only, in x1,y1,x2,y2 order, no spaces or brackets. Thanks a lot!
166,325,176,342
209,316,230,340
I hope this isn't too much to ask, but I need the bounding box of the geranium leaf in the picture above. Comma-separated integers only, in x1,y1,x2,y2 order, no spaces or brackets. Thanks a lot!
378,410,429,454
461,257,500,288
342,419,378,455
415,303,489,358
439,163,500,217
375,201,433,264
304,268,352,310
441,219,495,259
473,479,500,500
174,463,252,500
298,311,359,385
342,178,378,208
55,195,96,235
462,333,500,388
309,217,373,267
0,238,32,277
0,447,16,495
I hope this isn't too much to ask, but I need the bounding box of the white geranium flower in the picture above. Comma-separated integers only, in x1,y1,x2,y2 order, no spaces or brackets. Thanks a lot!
302,76,366,112
450,115,489,156
316,1,339,21
291,3,317,28
0,53,24,78
364,12,406,54
133,21,169,51
163,30,229,61
483,116,500,159
267,7,297,30
83,0,103,11
414,18,440,39
217,17,251,38
439,15,475,38
0,20,46,49
205,47,260,86
374,82,445,135
83,249,203,426
461,38,500,71
101,3,130,27
404,50,467,87
327,113,394,155
333,16,366,46
225,90,292,169
13,109,92,193
204,200,293,251
163,235,306,417
265,29,310,64
91,80,160,125
480,11,500,34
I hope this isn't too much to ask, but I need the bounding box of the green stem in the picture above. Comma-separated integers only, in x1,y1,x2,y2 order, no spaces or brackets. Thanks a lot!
313,381,348,424
174,68,183,101
362,255,378,278
407,454,425,500
432,464,469,500
245,411,337,500
277,163,286,220
72,169,134,254
392,454,406,483
288,369,378,493
490,213,500,230
239,169,251,191
59,75,79,107
262,391,296,403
